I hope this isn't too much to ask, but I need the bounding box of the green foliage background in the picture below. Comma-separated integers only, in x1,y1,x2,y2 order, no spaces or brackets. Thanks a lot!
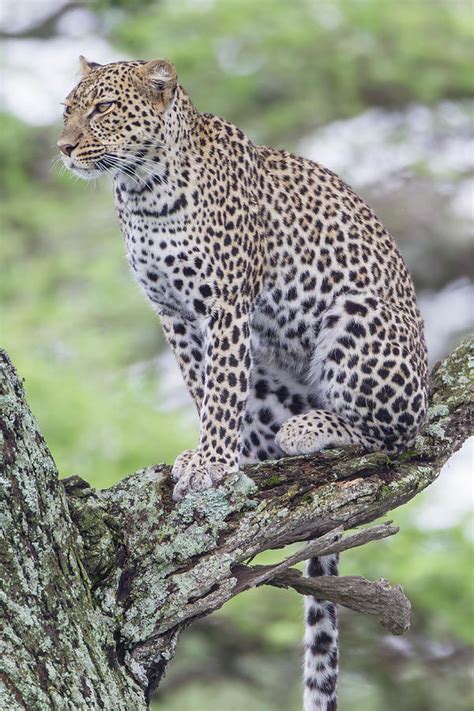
1,1,473,709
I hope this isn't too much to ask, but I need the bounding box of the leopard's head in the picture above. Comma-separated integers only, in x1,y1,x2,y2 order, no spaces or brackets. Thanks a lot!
57,57,177,179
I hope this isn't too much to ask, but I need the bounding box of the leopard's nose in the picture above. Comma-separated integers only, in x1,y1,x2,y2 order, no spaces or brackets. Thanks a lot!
58,141,78,157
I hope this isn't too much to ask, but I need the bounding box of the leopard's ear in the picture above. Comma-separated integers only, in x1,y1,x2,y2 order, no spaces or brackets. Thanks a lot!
137,59,177,104
79,56,102,76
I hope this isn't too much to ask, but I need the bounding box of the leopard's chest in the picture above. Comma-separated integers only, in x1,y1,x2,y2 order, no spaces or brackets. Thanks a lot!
115,182,199,317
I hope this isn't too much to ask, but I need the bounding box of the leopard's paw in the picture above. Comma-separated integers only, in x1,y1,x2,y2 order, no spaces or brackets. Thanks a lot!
172,452,236,502
171,449,196,481
276,411,356,455
275,415,325,455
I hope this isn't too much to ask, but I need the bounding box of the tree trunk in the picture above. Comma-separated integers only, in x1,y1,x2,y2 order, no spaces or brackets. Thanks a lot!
1,336,472,709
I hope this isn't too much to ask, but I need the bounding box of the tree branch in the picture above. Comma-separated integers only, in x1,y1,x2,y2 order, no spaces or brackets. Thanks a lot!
230,521,410,634
0,335,472,708
269,571,411,634
0,2,83,40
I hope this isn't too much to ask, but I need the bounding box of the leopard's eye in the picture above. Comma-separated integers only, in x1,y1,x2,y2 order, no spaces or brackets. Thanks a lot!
63,104,71,118
95,101,113,114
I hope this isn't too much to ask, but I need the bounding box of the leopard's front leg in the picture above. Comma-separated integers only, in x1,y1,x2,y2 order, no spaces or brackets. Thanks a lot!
172,302,251,501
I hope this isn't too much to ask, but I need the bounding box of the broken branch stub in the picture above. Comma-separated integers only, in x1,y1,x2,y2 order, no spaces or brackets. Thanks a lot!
269,570,411,635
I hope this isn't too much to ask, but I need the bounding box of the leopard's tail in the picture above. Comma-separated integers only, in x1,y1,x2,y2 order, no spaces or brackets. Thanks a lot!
303,553,339,711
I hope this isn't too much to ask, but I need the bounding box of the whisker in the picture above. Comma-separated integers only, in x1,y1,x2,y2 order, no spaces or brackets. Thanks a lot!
102,156,142,188
103,154,164,188
105,146,169,171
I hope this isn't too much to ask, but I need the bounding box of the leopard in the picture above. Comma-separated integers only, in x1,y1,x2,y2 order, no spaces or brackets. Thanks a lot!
58,57,428,711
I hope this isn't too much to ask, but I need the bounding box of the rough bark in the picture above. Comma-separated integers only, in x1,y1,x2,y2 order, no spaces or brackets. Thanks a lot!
0,336,472,710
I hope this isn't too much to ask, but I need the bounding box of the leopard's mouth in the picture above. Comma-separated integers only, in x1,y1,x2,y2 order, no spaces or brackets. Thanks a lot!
60,154,106,180
63,152,155,184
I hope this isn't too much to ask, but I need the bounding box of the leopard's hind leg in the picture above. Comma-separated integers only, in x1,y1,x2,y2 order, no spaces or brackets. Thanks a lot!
277,291,428,457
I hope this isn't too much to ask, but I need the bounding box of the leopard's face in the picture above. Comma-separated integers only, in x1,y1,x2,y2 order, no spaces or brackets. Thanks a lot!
57,57,177,179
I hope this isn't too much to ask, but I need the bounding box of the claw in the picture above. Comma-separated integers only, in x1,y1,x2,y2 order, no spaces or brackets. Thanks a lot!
171,450,237,501
171,449,196,481
172,466,214,501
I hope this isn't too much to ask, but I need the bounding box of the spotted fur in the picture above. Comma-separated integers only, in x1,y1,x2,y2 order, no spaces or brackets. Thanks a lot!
59,58,428,711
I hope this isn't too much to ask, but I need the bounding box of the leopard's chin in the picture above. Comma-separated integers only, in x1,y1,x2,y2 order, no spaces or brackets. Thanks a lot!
61,157,103,180
73,167,103,180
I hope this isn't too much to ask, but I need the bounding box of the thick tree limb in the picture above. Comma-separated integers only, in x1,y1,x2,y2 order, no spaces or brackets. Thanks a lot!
0,336,472,709
0,355,143,708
